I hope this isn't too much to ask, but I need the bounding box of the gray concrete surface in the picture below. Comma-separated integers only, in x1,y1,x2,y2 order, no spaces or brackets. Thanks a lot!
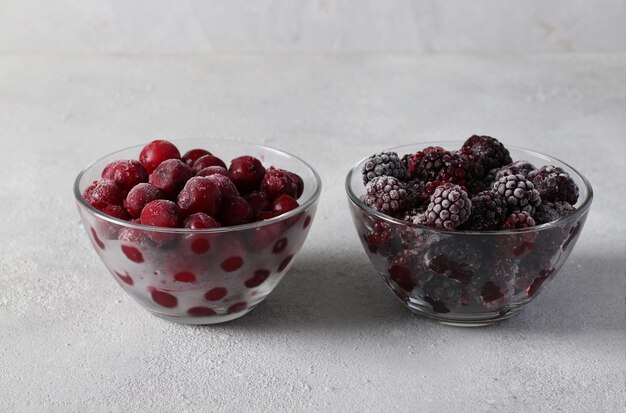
0,53,624,412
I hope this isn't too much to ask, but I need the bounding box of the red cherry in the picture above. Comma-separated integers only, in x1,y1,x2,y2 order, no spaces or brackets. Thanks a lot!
182,149,211,167
148,159,193,199
102,160,148,192
100,204,131,220
260,166,300,200
244,191,270,215
140,199,182,228
192,155,227,174
219,196,253,226
205,287,227,301
255,211,280,221
205,174,238,198
196,166,229,178
184,212,221,229
82,179,125,210
177,177,222,217
139,139,181,174
124,183,164,218
271,194,299,215
229,156,266,195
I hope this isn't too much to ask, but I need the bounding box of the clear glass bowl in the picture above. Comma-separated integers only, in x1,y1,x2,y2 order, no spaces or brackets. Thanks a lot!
74,140,321,324
346,142,593,327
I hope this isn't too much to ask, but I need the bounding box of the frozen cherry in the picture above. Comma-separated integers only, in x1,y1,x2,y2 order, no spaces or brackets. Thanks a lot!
229,156,266,195
184,212,221,229
177,176,222,217
196,166,229,178
124,183,164,218
100,204,131,220
220,196,253,226
102,160,148,192
205,174,238,198
260,166,300,200
182,149,211,167
205,287,227,301
256,211,280,221
82,179,125,210
149,159,193,199
140,199,183,228
139,139,181,174
192,154,227,174
244,191,270,215
271,194,299,215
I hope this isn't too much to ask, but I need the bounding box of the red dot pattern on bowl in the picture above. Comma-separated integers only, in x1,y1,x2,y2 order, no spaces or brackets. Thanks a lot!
187,306,217,317
244,270,271,288
121,245,144,263
221,256,243,272
228,302,247,313
115,271,134,286
205,287,227,301
272,238,288,254
277,255,293,272
149,288,178,308
190,237,211,254
174,271,196,283
91,227,105,250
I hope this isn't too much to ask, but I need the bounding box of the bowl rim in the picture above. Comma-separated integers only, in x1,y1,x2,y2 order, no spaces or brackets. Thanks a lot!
345,141,593,235
74,138,322,233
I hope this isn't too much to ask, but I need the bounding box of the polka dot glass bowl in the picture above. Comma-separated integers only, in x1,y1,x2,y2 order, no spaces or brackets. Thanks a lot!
346,142,593,326
74,140,321,324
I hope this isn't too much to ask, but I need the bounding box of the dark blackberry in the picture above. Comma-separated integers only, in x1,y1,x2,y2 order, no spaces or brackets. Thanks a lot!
534,201,576,224
425,183,471,230
405,146,455,182
363,176,408,213
424,238,484,286
492,173,541,215
528,165,579,204
421,276,462,313
461,135,512,171
362,151,406,184
461,190,507,231
493,160,536,181
388,249,431,292
404,179,425,207
502,211,536,229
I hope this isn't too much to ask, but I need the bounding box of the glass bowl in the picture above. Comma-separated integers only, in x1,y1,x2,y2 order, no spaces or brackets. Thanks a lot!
346,142,593,327
74,140,321,324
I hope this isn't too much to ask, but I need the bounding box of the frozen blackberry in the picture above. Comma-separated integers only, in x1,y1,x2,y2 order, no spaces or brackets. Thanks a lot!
405,146,455,182
425,239,483,286
528,165,579,204
362,151,406,184
421,276,463,314
404,179,424,207
402,207,427,225
363,176,408,213
534,201,575,224
461,190,507,231
492,173,541,215
461,135,512,171
502,211,535,229
388,249,431,292
493,160,536,181
425,183,471,230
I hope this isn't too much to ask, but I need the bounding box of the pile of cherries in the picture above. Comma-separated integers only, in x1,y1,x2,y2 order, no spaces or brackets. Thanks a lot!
82,140,304,230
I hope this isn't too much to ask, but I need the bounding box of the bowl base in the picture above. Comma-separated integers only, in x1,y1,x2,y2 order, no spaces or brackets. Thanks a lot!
150,307,254,325
405,301,523,327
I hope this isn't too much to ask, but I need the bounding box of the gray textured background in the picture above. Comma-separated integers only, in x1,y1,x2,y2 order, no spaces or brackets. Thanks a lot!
0,1,625,411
